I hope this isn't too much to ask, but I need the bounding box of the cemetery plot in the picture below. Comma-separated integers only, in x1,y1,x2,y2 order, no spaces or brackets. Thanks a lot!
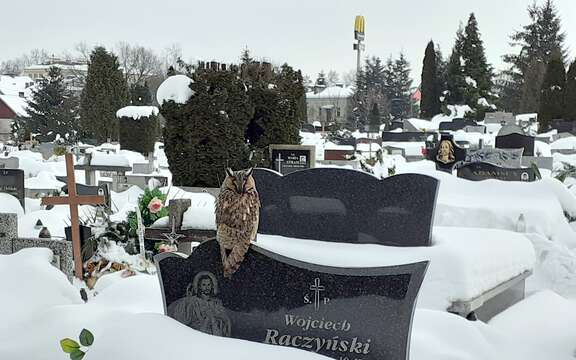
156,240,429,360
495,133,535,156
269,145,316,175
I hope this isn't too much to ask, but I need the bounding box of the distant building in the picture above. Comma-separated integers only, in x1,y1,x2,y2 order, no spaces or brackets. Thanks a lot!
0,75,33,142
306,85,354,129
21,59,88,95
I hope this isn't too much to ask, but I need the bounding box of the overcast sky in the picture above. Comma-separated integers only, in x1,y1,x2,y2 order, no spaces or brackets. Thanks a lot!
2,0,575,83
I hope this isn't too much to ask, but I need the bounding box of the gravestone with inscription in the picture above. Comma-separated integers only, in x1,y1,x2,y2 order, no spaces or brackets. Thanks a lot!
0,157,19,169
427,134,466,172
0,169,25,210
269,145,316,175
156,240,428,360
495,133,535,156
457,162,536,182
463,148,523,168
253,168,438,247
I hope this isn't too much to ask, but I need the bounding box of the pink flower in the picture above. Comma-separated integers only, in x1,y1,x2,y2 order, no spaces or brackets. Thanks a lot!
147,197,163,214
158,243,178,253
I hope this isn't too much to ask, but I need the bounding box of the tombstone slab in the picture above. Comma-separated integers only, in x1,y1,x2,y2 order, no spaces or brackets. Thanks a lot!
253,168,438,247
155,240,429,360
464,148,524,168
0,169,25,210
495,133,535,156
428,134,466,172
269,145,316,175
457,162,536,182
0,213,17,255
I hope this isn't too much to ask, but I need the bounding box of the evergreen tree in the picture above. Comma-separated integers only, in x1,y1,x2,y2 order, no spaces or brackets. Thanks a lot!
351,57,389,129
315,71,327,88
502,0,566,113
460,13,493,108
130,82,152,105
519,59,547,113
368,103,381,130
435,45,448,97
446,25,466,105
539,50,566,131
420,40,441,119
80,47,129,143
563,60,576,121
24,66,79,143
240,47,254,65
167,66,176,76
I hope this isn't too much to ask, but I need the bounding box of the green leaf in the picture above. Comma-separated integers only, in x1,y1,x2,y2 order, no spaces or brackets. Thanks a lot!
60,338,80,353
70,349,85,360
79,329,94,347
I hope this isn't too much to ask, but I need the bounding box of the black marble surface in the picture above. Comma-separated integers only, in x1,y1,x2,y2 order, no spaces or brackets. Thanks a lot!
0,169,25,210
155,240,428,360
457,162,536,182
253,168,438,247
427,133,467,172
381,131,434,142
495,133,535,156
438,118,477,131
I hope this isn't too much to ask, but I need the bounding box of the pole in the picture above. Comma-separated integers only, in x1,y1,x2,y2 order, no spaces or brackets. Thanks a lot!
356,39,362,74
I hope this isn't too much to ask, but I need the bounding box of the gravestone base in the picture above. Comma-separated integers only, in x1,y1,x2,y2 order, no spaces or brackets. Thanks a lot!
447,270,531,322
12,238,74,280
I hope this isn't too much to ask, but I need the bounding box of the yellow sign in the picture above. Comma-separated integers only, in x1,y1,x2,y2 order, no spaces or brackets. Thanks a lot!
354,16,365,40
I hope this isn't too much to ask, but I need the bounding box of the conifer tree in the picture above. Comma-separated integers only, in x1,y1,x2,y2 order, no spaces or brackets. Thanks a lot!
420,40,441,119
240,47,254,65
563,60,576,121
80,46,129,143
368,103,381,130
460,13,493,108
24,66,79,143
519,59,547,113
446,26,466,105
502,0,566,113
539,50,566,131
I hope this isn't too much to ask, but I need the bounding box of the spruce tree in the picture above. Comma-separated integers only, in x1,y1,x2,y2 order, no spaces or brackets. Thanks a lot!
502,0,566,113
539,50,566,131
420,40,441,119
519,59,546,113
80,46,129,143
460,13,493,109
564,60,576,121
368,103,381,131
446,25,466,105
25,66,79,143
240,47,254,65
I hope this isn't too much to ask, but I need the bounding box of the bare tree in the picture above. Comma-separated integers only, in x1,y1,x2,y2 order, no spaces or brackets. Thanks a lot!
115,42,162,85
162,43,183,75
342,70,357,87
326,70,340,86
0,49,50,75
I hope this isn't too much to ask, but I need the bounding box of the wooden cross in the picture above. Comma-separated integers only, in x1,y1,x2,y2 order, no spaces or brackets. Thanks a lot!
41,153,105,280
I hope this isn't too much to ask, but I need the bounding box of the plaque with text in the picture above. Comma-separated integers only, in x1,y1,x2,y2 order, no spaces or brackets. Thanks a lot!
270,145,315,175
457,162,536,182
156,240,428,360
0,168,25,210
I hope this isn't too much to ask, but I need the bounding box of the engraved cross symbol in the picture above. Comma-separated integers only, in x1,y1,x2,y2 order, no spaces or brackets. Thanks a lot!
275,153,284,173
310,278,325,311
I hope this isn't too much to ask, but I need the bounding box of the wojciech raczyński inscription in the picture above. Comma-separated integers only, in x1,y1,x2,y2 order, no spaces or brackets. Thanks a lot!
155,240,428,360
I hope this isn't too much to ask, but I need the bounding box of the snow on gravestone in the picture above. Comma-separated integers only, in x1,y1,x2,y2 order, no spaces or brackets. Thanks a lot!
457,162,537,182
155,240,428,360
253,168,439,247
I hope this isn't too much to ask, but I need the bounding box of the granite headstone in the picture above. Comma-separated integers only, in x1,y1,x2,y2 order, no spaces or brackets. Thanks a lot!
253,168,439,247
0,169,25,210
495,133,535,156
463,148,524,168
0,157,19,169
269,145,316,175
155,240,429,360
427,134,466,172
457,162,536,182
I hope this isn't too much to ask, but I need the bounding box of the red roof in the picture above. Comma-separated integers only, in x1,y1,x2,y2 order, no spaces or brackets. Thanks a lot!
0,98,17,119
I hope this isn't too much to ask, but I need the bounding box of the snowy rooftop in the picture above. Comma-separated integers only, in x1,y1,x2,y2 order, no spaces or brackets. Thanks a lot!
0,75,34,96
0,95,29,117
116,106,159,120
306,86,354,99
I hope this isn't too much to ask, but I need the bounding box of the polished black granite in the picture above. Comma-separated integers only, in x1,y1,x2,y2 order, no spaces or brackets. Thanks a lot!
252,168,438,247
155,240,429,360
495,133,535,156
427,133,467,172
0,169,25,210
457,162,536,182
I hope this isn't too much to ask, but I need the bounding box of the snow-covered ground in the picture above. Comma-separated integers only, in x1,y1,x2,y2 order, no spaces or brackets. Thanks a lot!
1,129,576,359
